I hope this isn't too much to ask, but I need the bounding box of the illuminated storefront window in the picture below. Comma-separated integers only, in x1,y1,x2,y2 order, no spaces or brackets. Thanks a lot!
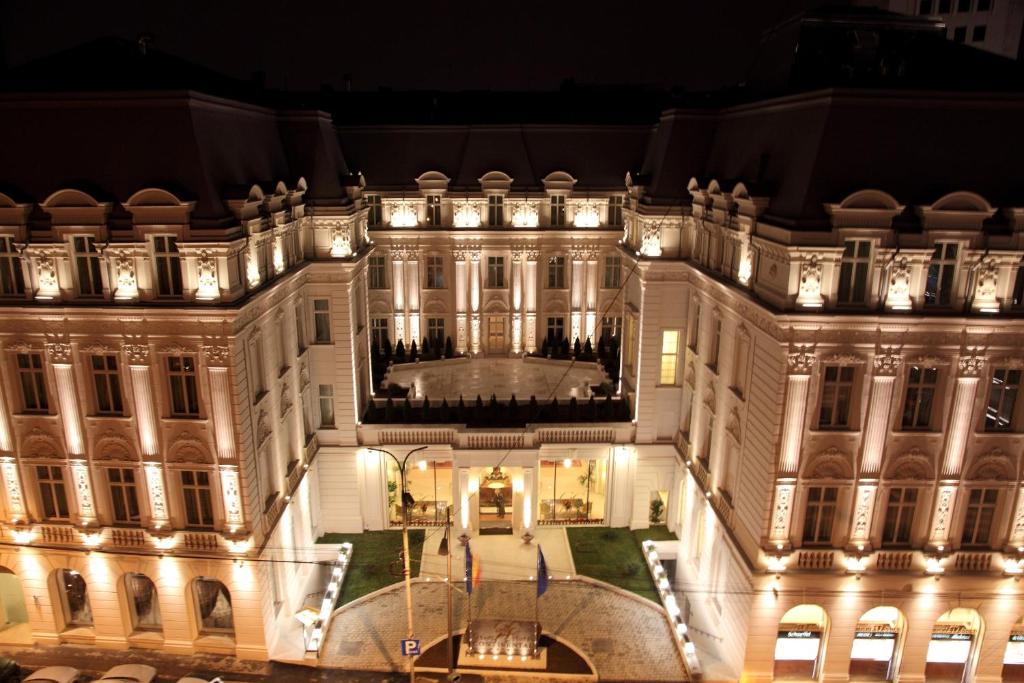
386,458,452,526
774,604,828,680
850,606,905,681
1003,618,1024,682
926,608,982,683
537,457,607,524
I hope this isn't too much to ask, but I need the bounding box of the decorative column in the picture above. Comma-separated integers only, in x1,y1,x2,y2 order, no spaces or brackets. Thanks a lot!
928,353,984,550
219,465,245,534
570,247,584,345
0,457,27,523
458,467,473,534
585,247,599,342
0,374,13,454
524,249,539,353
768,348,816,549
124,343,159,457
469,250,481,355
143,463,170,530
204,345,237,461
511,250,523,354
47,343,84,456
849,349,902,549
1007,487,1024,550
405,254,421,345
69,459,98,526
392,250,407,345
454,250,468,354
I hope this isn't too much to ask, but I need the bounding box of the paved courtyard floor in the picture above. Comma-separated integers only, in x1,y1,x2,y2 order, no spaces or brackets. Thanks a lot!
420,528,576,581
385,358,608,400
321,578,687,681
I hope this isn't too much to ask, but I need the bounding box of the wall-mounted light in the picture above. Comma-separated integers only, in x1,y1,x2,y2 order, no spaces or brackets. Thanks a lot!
925,557,945,575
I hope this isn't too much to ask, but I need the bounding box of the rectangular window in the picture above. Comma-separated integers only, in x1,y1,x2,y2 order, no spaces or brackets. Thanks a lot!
90,355,123,415
550,196,566,226
108,468,140,523
972,24,986,41
837,240,871,305
486,256,505,288
180,470,214,528
366,194,383,227
73,236,104,296
961,488,998,546
0,236,25,296
731,334,750,398
425,195,441,226
153,236,183,297
427,318,445,345
248,338,266,401
882,487,918,546
167,356,200,417
546,317,565,342
425,255,444,289
660,330,680,385
986,368,1020,431
17,352,48,413
318,384,335,427
603,255,621,289
607,196,624,227
802,486,838,546
957,0,971,10
977,0,990,9
547,256,566,288
953,25,967,42
295,301,306,352
687,303,701,352
919,0,933,12
939,0,951,10
925,243,958,306
371,318,390,349
818,366,855,429
488,195,504,227
708,318,722,370
37,465,69,520
600,316,621,342
901,366,938,430
368,256,387,289
313,299,331,343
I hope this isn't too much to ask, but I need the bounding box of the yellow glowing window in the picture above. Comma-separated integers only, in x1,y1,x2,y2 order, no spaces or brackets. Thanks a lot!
660,330,680,384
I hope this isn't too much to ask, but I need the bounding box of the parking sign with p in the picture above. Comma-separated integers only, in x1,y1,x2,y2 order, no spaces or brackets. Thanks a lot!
401,638,421,656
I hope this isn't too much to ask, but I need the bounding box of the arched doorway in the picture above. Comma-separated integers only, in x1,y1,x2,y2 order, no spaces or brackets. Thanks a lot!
1003,616,1024,682
774,604,829,680
849,606,906,681
0,567,29,644
925,608,983,682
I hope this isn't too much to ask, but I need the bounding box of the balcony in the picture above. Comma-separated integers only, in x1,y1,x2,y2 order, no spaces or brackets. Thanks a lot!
362,394,632,428
358,420,635,449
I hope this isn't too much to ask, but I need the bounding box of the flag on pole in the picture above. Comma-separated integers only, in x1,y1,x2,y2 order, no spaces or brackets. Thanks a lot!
537,546,549,597
465,542,481,594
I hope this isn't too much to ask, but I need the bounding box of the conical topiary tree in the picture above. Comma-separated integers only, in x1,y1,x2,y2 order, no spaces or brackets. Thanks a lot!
445,336,454,358
383,336,393,359
385,396,394,422
421,337,431,357
420,396,430,422
573,337,582,357
583,338,593,356
409,340,418,361
395,339,406,361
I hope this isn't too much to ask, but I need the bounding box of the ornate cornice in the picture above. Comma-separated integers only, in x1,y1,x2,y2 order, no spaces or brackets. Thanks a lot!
787,347,816,375
872,348,903,376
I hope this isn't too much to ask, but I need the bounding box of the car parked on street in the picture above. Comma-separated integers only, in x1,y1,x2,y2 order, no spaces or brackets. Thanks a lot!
95,665,157,683
24,667,83,683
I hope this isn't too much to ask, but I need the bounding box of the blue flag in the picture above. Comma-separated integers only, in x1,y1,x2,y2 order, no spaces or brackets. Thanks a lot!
537,546,549,597
465,541,474,595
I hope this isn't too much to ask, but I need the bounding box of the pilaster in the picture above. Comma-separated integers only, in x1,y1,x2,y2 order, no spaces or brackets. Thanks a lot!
768,348,815,548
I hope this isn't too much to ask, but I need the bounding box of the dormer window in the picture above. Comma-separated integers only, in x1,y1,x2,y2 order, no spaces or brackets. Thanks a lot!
488,196,504,227
153,236,183,297
366,194,383,227
72,236,104,297
0,236,25,296
426,195,442,226
837,240,871,305
925,243,958,307
550,196,566,227
608,196,624,227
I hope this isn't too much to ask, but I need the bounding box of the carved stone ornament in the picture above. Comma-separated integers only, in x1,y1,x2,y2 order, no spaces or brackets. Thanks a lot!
850,485,876,540
79,342,111,355
974,259,998,301
511,201,538,228
203,345,231,367
640,221,662,257
94,431,135,461
967,451,1015,481
21,428,62,459
36,255,58,291
885,448,934,480
958,353,986,377
256,410,272,446
702,384,717,413
115,254,137,293
930,486,955,540
684,358,696,388
725,407,742,443
167,432,210,464
795,255,825,307
299,361,310,390
787,347,817,375
886,257,912,310
280,382,293,417
803,447,853,480
525,249,540,262
771,485,794,541
873,348,903,376
453,202,481,229
452,249,466,262
122,343,150,365
45,342,72,364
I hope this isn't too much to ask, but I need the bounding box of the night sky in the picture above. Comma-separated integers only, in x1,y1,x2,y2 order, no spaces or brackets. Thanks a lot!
3,0,825,92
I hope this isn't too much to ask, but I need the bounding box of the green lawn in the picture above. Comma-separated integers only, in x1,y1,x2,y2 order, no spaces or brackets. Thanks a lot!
316,530,425,605
567,526,677,602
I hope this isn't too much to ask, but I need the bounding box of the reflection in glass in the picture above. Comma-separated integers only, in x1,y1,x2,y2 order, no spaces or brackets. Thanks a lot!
386,459,453,525
58,569,93,627
538,458,607,524
194,578,233,634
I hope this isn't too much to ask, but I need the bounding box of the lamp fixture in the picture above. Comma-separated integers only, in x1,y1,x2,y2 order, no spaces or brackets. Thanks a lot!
482,466,510,490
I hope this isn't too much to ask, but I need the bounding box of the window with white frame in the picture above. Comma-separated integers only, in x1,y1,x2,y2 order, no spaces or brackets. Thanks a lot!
167,355,200,417
603,254,621,289
547,256,566,288
313,299,331,343
881,487,917,546
600,316,621,343
365,194,383,227
72,235,104,296
427,318,445,345
818,365,855,429
425,255,445,289
985,367,1020,432
318,384,335,427
708,317,722,370
368,256,387,289
17,352,48,413
925,243,959,307
90,355,123,415
180,470,214,528
486,256,505,288
550,196,566,226
961,488,998,546
108,467,140,523
426,195,442,226
153,236,183,297
0,236,24,296
546,317,565,342
660,330,680,385
36,465,69,520
901,365,938,430
488,195,504,227
802,486,838,546
837,240,871,304
371,317,390,350
607,196,624,227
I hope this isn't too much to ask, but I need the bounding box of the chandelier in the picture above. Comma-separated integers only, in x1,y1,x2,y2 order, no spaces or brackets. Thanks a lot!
482,466,510,490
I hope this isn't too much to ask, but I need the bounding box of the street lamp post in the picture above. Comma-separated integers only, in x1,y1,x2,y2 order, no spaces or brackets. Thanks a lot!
368,445,428,683
438,505,454,676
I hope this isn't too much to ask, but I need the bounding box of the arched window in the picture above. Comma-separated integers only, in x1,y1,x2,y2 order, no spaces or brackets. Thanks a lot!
926,608,983,683
124,573,161,632
850,606,906,681
192,578,233,635
1003,616,1024,682
775,604,829,680
55,568,92,628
